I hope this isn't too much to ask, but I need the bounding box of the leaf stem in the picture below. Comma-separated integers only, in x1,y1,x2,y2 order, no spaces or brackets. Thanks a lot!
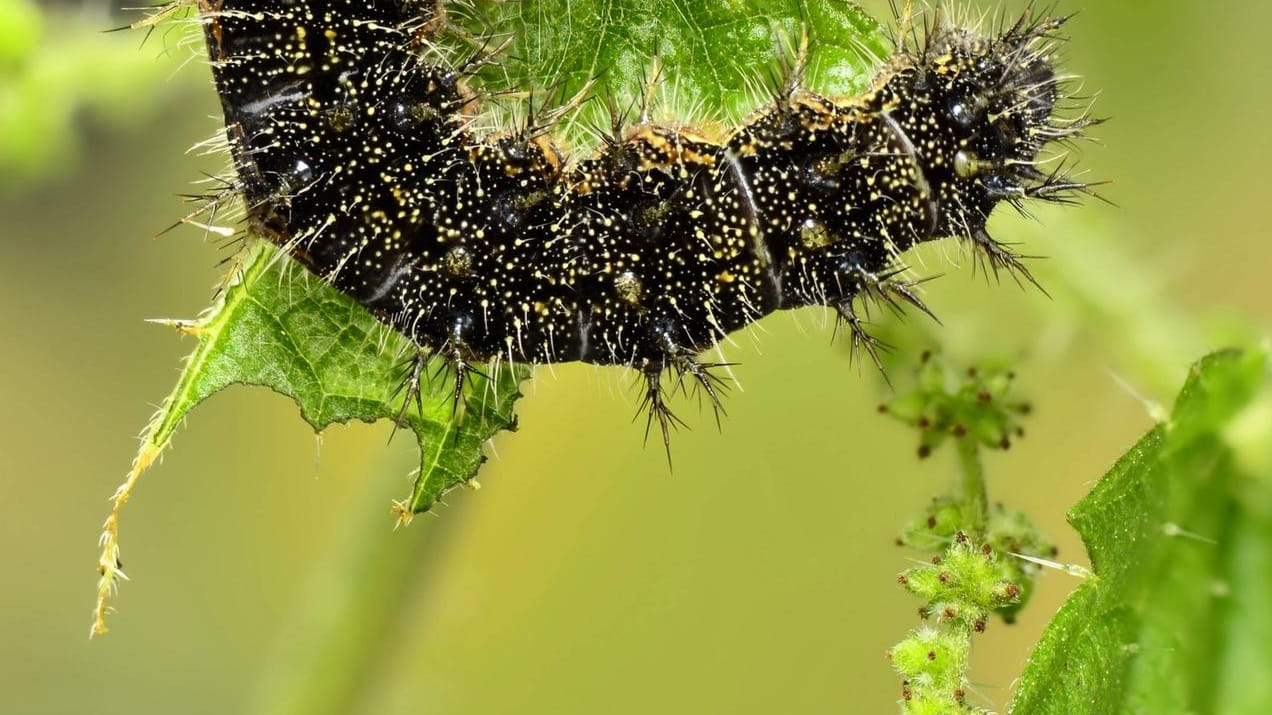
955,436,988,538
247,448,460,715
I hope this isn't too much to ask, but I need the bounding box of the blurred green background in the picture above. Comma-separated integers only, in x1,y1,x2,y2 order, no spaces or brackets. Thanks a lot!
2,0,1269,713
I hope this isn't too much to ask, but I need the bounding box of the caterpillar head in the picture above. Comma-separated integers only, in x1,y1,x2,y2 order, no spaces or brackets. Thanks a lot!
917,13,1091,214
865,8,1094,259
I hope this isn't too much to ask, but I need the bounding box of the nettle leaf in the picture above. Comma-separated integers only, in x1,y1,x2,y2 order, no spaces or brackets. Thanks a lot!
94,242,529,635
95,0,889,634
1010,349,1272,714
158,241,530,513
454,0,888,132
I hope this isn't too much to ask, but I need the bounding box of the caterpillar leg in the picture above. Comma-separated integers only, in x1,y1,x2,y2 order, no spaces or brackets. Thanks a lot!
670,355,733,430
434,325,489,425
390,346,487,447
833,254,939,378
391,318,487,436
633,352,734,465
834,300,891,377
968,227,1044,292
436,352,482,421
392,349,431,438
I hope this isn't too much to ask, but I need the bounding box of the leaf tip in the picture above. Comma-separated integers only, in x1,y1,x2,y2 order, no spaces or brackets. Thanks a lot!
391,499,414,530
90,435,164,637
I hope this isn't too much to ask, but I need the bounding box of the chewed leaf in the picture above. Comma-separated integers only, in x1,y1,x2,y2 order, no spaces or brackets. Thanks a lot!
1009,349,1272,713
93,241,529,636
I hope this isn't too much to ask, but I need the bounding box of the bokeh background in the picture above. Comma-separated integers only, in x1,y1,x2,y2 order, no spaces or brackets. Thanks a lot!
2,0,1269,713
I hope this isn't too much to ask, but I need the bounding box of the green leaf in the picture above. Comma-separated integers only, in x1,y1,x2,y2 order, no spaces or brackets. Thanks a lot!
451,0,888,141
94,241,529,635
1010,348,1272,714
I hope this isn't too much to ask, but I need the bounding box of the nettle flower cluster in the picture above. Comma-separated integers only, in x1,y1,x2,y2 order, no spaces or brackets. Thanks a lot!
880,353,1056,713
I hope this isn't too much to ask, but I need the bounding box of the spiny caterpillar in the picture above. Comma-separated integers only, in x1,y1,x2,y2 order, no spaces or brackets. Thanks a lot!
193,0,1095,449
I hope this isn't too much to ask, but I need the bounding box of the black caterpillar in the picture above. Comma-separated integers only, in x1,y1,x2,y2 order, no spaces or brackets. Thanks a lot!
193,0,1093,448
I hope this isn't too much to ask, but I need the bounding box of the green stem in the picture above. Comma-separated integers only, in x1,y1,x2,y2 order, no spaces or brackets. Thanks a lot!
246,447,464,715
956,437,989,538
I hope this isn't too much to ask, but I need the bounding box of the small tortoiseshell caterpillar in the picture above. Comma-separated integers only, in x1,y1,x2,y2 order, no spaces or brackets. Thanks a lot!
193,0,1095,449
